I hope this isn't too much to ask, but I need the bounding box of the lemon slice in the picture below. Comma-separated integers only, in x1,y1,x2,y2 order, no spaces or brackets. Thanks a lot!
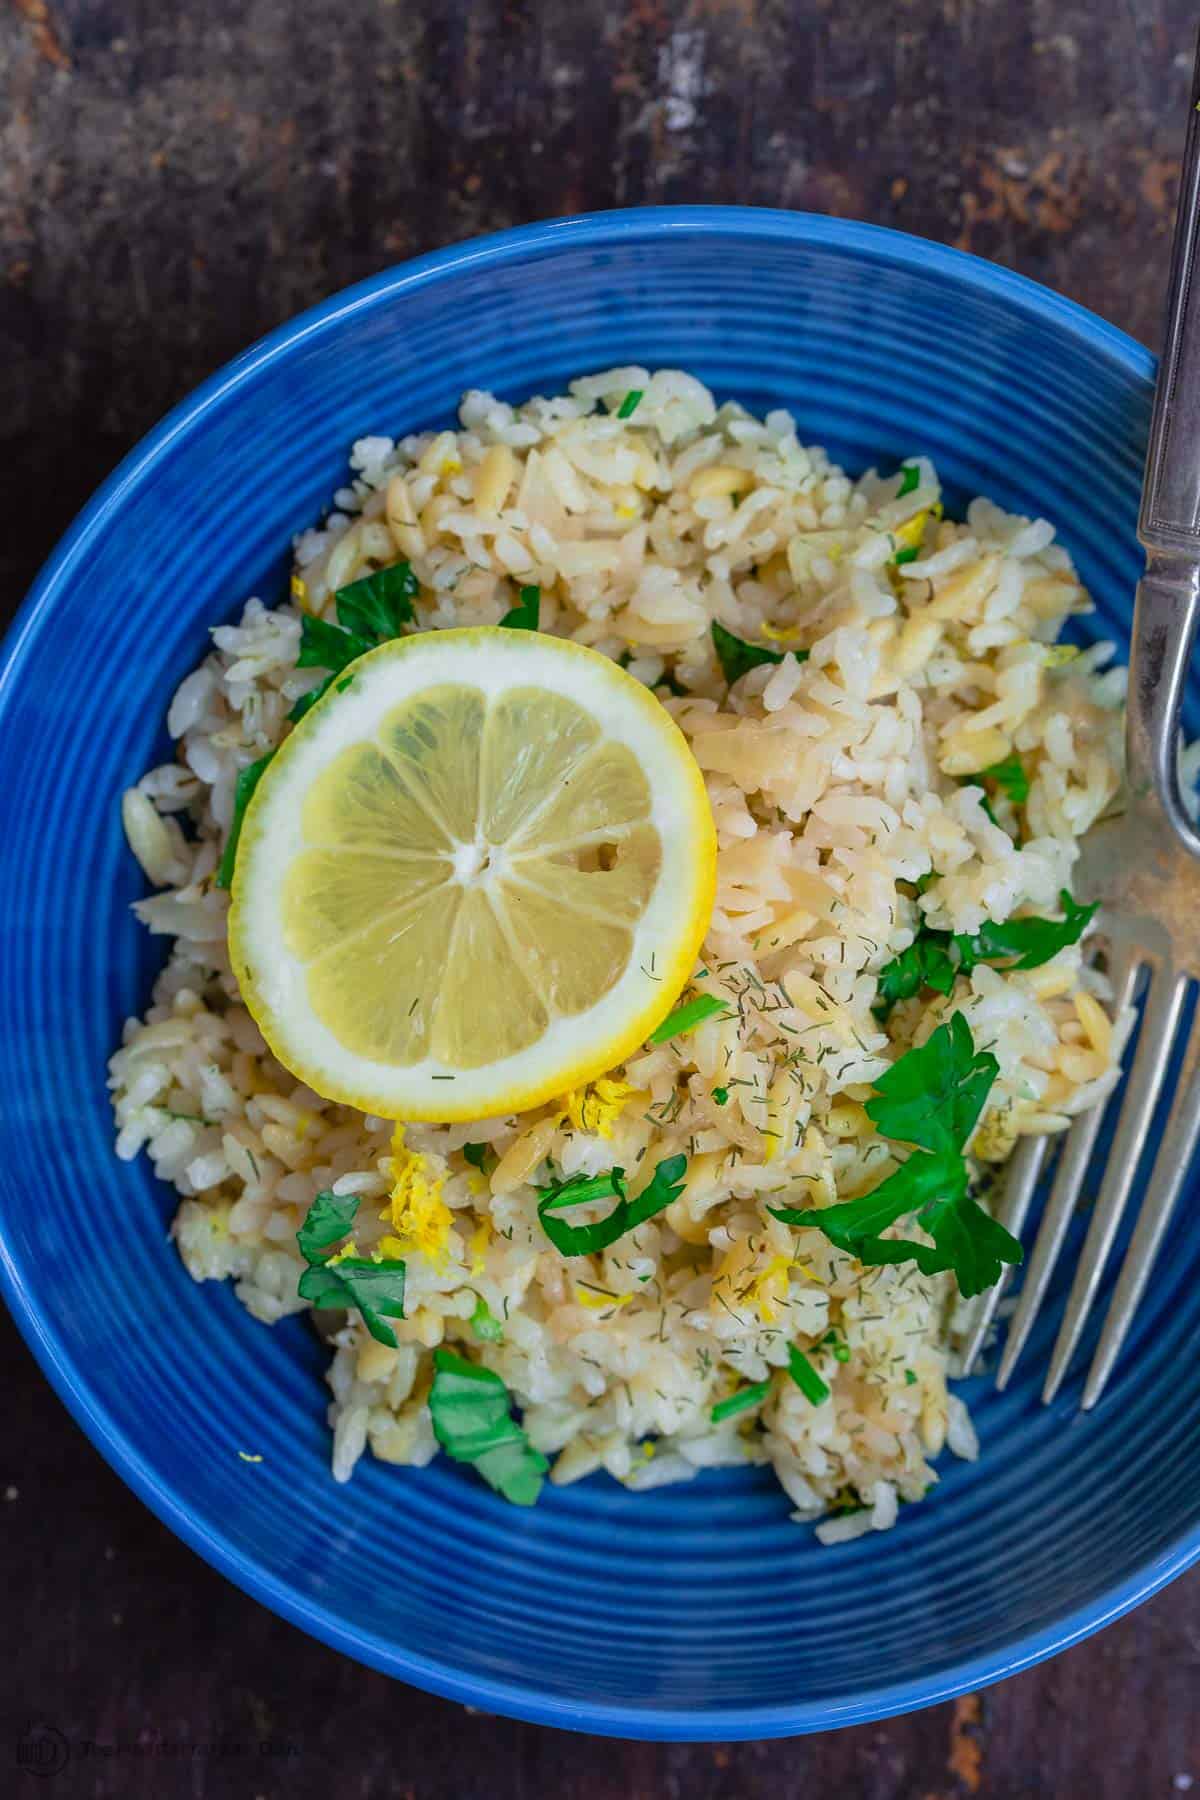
229,628,716,1120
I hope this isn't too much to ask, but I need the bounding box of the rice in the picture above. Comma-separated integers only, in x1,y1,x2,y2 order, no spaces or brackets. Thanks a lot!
109,367,1135,1536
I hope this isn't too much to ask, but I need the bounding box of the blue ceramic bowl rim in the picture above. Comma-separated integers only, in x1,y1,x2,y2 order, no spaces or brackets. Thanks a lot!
0,205,1175,1740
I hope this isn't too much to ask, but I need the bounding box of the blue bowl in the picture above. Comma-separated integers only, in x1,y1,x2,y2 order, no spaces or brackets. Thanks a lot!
1,207,1193,1740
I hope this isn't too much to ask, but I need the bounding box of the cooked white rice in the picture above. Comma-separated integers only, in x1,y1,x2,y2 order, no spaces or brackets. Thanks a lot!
110,367,1135,1539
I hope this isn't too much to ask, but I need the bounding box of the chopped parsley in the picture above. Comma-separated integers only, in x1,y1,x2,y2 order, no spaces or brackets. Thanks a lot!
979,752,1030,808
215,752,275,889
470,1295,504,1342
710,1379,771,1424
616,389,645,420
787,1345,831,1406
647,993,730,1045
462,1142,495,1174
956,890,1096,974
333,561,418,640
429,1348,547,1505
711,620,795,685
872,932,957,1019
770,1015,1022,1297
536,1154,688,1257
712,1086,730,1107
294,1191,407,1346
289,561,418,720
896,462,921,498
498,584,540,630
873,890,1097,1019
894,545,920,567
296,1190,360,1262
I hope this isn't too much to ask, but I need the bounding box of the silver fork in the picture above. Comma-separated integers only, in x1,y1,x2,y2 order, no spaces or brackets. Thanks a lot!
961,45,1200,1408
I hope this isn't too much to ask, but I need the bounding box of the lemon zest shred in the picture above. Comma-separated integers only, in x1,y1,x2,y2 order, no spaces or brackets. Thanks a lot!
759,620,808,645
327,1239,360,1266
290,572,311,612
383,1124,454,1267
559,1077,641,1138
574,1284,633,1311
468,1218,492,1278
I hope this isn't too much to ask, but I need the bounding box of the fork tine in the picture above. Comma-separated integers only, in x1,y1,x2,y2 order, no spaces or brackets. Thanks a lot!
958,1134,1049,1376
1042,960,1189,1403
1082,993,1200,1409
996,946,1142,1392
996,1100,1107,1389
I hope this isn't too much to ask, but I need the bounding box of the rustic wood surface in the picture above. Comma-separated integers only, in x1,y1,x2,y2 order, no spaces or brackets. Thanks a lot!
3,1,1199,1794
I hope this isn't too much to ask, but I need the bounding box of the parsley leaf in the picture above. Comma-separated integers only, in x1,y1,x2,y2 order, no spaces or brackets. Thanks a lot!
536,1154,687,1256
462,1142,494,1174
296,1190,360,1263
980,752,1029,807
712,1086,730,1106
955,890,1097,975
334,562,418,640
711,1379,771,1423
874,892,1096,1016
896,462,920,497
617,389,644,419
711,620,792,684
872,931,957,1020
647,993,730,1044
289,563,419,720
769,1016,1019,1298
499,584,540,630
470,1295,504,1342
215,752,275,889
296,1256,407,1347
867,1012,999,1155
429,1348,547,1505
894,545,920,567
787,1344,831,1405
294,1190,407,1346
295,612,373,674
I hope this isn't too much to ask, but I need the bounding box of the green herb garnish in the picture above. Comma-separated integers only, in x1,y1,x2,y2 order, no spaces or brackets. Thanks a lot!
873,891,1096,1019
712,1086,729,1107
955,890,1096,974
296,1190,360,1263
711,620,793,685
893,545,920,567
428,1348,547,1505
787,1345,831,1405
616,389,645,420
216,752,275,889
462,1142,494,1174
289,562,418,720
470,1295,504,1342
498,584,540,630
871,932,957,1020
896,463,920,497
978,752,1030,807
294,1191,407,1346
770,1015,1021,1297
647,993,730,1045
710,1379,771,1424
333,562,418,641
536,1154,688,1257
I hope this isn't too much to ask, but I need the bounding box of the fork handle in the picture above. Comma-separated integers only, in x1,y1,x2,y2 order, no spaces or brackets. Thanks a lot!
1133,31,1200,848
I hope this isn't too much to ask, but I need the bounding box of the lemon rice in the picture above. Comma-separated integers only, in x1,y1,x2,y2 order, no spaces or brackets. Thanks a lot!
111,366,1147,1539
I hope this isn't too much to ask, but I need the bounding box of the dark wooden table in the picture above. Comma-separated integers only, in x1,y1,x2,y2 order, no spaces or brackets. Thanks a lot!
4,2,1199,1794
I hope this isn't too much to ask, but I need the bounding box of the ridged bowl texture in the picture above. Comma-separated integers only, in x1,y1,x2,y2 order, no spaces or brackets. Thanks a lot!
0,209,1193,1740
